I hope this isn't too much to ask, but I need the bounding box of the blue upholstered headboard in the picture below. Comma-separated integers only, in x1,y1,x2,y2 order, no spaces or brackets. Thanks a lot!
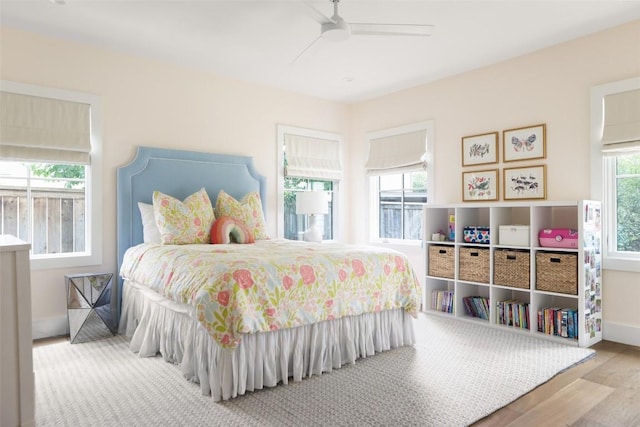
116,146,267,315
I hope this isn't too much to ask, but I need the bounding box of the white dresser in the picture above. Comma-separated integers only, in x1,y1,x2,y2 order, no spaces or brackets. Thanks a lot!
0,235,35,427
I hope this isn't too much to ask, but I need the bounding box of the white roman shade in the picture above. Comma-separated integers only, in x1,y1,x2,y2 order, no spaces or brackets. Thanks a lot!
284,133,342,180
601,88,640,154
0,91,91,164
365,129,427,174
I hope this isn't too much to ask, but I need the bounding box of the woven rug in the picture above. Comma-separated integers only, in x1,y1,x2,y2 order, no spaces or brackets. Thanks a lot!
33,313,594,427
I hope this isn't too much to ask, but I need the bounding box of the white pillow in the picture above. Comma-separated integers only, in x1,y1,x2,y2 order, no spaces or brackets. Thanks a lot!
138,202,161,243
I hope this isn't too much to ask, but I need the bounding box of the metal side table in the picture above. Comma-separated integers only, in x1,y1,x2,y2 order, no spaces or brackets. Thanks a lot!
66,273,116,344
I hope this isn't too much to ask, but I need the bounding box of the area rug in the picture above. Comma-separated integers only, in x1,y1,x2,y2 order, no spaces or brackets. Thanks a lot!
33,313,594,426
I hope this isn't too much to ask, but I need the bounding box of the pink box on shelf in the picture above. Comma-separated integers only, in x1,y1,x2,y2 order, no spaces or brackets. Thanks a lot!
538,228,578,248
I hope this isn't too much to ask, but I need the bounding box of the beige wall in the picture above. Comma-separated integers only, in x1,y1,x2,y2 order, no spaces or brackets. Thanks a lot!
348,20,640,345
0,27,350,337
2,20,640,345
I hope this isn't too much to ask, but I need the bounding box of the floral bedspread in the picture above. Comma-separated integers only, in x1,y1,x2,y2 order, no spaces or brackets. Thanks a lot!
120,239,422,349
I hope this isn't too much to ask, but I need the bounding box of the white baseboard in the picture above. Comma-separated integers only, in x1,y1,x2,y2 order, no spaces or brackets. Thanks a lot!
603,320,640,347
32,316,68,340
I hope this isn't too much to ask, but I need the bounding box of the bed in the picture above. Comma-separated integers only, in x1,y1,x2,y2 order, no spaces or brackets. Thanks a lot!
116,146,422,401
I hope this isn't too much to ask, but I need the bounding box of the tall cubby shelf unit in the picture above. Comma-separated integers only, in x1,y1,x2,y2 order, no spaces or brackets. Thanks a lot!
423,200,602,348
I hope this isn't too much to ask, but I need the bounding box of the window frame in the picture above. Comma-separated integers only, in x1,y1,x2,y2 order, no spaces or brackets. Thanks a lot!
276,125,342,241
590,77,640,272
367,120,434,246
1,80,103,270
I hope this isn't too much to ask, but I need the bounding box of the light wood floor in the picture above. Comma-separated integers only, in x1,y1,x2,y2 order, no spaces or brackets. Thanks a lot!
473,340,640,426
35,336,640,425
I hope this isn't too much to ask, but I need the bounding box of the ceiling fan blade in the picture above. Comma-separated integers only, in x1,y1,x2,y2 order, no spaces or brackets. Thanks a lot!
350,23,434,37
300,1,334,24
291,34,323,65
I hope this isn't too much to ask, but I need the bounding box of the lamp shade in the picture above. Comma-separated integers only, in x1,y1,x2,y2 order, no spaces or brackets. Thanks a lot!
296,191,328,215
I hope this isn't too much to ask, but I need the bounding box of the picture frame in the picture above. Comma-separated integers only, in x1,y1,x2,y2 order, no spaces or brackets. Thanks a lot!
503,165,547,200
502,123,546,162
462,169,499,202
461,132,499,166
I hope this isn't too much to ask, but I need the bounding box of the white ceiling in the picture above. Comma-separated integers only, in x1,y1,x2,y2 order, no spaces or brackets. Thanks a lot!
2,0,640,103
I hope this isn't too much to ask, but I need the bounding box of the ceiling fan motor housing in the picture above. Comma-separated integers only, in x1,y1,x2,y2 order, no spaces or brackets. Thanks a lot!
321,17,350,41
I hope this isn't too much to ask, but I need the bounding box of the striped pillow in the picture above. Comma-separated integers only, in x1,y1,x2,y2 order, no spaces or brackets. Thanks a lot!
210,216,255,244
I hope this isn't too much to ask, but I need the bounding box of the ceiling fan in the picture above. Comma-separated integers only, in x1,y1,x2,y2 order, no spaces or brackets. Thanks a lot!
294,0,433,63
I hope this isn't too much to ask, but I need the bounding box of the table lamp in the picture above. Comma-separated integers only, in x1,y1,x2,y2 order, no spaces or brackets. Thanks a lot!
296,191,328,243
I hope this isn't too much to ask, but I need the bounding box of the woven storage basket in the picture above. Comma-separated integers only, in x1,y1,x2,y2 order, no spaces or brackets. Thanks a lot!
428,245,455,279
459,247,490,283
536,252,578,295
494,249,530,289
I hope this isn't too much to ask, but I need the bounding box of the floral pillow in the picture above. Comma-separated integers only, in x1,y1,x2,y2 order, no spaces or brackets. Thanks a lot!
152,188,215,244
214,190,269,240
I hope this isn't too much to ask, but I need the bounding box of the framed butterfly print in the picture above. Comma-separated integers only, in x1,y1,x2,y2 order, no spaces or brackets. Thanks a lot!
462,131,498,166
502,123,546,162
503,165,546,200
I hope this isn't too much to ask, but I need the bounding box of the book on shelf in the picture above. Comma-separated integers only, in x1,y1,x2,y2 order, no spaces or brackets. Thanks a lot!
561,310,568,338
462,296,475,317
471,297,483,318
538,307,578,339
496,299,529,329
481,298,490,319
462,296,490,320
432,290,454,314
567,310,575,338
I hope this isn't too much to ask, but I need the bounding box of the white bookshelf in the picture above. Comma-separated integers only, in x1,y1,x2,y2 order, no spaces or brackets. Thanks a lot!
423,201,602,348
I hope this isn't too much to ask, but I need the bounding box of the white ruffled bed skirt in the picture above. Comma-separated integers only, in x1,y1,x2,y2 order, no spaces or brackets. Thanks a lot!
118,280,416,401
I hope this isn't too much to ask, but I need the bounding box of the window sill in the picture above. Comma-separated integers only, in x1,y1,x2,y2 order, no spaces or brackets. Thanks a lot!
30,252,102,270
369,239,423,248
603,257,640,273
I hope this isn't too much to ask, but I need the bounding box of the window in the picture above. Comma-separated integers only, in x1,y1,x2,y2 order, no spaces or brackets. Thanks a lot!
283,178,334,240
0,162,86,255
366,121,434,243
276,125,342,240
0,81,102,269
591,77,640,272
375,171,427,240
610,153,640,253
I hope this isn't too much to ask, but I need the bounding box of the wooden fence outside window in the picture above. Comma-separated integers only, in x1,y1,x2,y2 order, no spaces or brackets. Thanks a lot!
0,187,85,255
